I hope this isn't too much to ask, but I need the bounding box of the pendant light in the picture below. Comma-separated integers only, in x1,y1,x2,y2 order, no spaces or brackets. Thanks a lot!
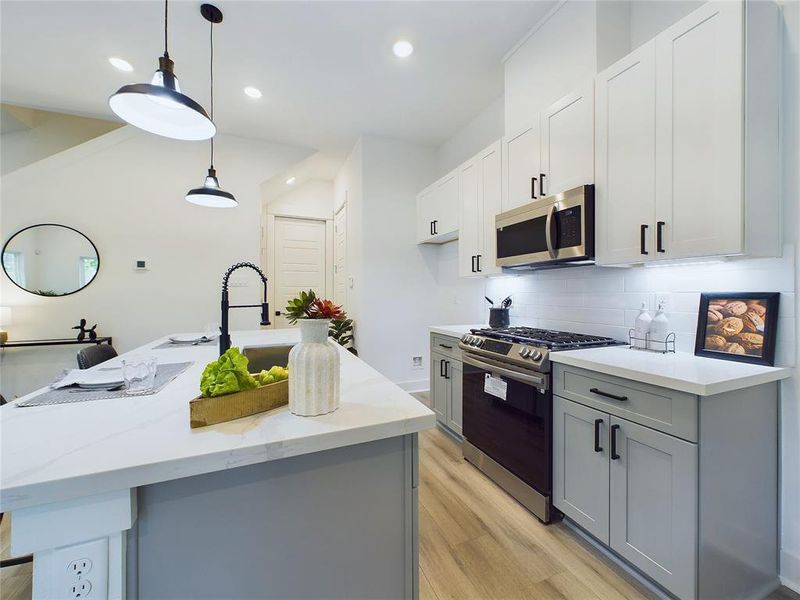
185,4,237,208
109,0,215,141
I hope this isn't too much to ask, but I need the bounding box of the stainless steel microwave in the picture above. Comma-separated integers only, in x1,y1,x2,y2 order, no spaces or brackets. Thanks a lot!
495,184,594,270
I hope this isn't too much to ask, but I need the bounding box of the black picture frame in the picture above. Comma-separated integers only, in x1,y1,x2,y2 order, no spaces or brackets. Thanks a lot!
694,293,780,366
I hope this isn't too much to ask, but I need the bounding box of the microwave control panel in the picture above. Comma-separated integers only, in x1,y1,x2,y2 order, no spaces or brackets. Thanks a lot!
555,206,582,248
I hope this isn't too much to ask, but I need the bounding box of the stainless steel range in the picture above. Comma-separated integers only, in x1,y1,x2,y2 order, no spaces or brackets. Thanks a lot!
458,326,621,523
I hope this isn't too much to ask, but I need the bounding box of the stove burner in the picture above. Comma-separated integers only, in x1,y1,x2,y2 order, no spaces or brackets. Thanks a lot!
470,326,620,350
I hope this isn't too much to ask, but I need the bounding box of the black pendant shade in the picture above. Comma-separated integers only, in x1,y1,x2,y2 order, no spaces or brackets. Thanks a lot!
109,1,215,141
185,4,237,208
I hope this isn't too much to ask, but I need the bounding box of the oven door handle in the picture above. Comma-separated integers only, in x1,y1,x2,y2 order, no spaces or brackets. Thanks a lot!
545,204,557,259
462,354,547,388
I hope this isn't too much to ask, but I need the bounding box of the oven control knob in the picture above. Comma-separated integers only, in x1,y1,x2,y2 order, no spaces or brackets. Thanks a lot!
461,335,469,343
532,350,543,361
519,347,531,358
472,337,481,346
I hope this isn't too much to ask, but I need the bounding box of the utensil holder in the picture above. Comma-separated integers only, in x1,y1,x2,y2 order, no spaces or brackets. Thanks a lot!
489,308,510,328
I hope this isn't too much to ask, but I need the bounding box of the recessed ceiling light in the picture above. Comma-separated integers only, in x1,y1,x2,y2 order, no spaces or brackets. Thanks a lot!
108,57,134,72
286,176,296,185
392,40,414,58
244,86,262,99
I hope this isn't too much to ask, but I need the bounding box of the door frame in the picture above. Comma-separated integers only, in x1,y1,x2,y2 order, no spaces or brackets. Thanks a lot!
264,212,334,329
333,201,348,307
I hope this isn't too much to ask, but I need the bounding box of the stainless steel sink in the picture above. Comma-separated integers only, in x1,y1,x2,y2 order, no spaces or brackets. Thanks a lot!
242,344,294,372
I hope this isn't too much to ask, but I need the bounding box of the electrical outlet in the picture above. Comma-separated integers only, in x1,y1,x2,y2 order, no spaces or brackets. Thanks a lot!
655,293,672,311
69,579,92,598
54,538,108,599
412,356,423,369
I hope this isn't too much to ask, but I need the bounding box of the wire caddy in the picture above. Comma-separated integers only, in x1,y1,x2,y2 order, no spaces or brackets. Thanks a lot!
628,329,676,354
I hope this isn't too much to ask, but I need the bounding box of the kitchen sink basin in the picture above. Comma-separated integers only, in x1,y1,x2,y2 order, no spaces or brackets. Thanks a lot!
242,344,294,372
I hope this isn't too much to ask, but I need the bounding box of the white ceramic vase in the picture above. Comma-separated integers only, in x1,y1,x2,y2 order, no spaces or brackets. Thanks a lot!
288,318,340,416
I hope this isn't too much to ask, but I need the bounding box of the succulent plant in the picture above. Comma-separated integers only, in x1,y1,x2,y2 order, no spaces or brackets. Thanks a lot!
284,289,317,325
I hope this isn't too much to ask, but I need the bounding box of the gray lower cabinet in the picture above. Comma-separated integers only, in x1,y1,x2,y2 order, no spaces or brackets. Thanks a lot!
554,364,779,600
430,334,463,437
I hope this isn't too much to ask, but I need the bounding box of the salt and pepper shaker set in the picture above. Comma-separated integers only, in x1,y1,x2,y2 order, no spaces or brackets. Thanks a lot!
634,301,670,351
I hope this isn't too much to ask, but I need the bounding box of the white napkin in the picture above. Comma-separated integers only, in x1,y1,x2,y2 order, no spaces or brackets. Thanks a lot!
51,368,125,389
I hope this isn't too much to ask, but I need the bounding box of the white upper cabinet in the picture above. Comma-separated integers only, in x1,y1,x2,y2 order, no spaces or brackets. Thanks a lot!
595,40,657,265
459,141,502,277
417,169,459,244
541,81,595,197
654,0,743,260
501,120,541,212
595,0,780,265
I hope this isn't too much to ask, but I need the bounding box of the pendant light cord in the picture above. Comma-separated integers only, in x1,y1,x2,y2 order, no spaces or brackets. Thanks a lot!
209,17,214,168
163,0,169,57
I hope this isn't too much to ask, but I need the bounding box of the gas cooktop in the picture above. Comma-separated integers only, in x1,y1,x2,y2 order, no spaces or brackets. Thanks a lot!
459,327,622,373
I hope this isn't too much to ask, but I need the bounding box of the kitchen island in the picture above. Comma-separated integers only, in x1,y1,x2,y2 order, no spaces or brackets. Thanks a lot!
0,329,435,600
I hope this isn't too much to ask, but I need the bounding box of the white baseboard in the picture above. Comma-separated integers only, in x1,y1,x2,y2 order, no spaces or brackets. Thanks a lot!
396,379,428,393
781,549,800,593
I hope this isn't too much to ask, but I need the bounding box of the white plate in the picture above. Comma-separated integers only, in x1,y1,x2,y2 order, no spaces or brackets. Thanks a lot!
168,335,216,344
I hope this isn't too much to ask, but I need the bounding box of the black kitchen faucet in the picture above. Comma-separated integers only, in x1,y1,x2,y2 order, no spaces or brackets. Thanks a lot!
219,262,270,355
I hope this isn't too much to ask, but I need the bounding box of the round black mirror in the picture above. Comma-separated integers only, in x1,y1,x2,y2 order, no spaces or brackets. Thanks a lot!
2,224,99,296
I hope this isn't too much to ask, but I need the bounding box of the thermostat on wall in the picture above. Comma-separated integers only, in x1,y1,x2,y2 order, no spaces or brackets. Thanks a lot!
135,259,149,271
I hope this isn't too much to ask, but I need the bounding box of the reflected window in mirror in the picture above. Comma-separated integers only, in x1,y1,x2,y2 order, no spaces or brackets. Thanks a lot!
2,224,100,297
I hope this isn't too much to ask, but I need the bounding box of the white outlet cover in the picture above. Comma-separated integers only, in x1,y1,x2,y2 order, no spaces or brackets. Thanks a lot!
53,538,108,598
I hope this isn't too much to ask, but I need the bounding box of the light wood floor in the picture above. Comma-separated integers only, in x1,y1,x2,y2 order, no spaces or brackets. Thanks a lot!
2,417,798,600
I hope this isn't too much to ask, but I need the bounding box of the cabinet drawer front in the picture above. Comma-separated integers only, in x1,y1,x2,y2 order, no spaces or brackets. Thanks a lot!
431,334,462,361
554,365,697,442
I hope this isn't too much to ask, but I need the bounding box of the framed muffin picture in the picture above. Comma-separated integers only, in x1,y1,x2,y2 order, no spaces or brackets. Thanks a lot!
695,293,780,365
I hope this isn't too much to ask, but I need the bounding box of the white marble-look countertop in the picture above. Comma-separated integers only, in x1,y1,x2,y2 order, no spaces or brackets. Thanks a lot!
429,325,486,338
550,346,793,396
0,330,435,512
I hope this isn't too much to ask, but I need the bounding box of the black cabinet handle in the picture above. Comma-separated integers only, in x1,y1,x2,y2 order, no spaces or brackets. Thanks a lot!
594,418,603,452
476,255,482,272
657,221,666,253
439,344,453,349
439,359,445,378
471,255,476,272
589,387,628,401
433,220,438,235
444,360,450,380
640,224,649,255
611,424,620,460
531,177,538,199
539,173,546,197
430,221,434,236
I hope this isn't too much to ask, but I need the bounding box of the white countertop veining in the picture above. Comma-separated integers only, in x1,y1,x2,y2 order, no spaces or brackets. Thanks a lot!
550,346,792,396
429,324,486,338
0,330,435,512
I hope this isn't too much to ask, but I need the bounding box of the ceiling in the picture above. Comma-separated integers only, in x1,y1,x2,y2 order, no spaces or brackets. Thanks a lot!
0,1,555,157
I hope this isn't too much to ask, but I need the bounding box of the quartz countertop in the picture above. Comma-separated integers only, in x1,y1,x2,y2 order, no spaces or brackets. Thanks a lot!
429,324,486,338
550,346,792,396
0,330,435,512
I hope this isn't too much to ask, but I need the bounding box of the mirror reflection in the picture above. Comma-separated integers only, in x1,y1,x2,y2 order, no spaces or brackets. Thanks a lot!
2,224,99,296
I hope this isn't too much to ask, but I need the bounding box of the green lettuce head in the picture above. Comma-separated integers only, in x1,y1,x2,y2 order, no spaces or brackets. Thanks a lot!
200,347,259,397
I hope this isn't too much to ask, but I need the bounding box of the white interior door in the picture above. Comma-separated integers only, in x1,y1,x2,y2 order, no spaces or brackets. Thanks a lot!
333,205,347,307
273,217,327,328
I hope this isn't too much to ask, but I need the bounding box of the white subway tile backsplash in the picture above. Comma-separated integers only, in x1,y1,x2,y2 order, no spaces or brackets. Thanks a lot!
483,247,796,368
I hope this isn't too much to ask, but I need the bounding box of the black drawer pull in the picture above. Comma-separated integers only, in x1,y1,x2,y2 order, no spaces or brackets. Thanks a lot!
611,424,620,460
640,224,649,255
590,387,628,402
657,221,666,253
439,344,453,350
594,418,603,453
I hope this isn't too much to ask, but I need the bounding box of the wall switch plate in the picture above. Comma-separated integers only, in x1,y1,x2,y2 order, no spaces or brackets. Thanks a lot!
655,293,672,311
412,356,423,369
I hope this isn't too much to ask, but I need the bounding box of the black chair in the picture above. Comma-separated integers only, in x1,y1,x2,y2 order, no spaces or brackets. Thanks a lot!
77,344,118,369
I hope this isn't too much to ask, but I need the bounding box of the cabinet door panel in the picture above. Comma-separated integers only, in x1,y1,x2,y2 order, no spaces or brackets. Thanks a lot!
553,397,610,543
416,187,435,243
502,121,541,212
655,1,743,259
595,41,657,265
478,141,502,276
542,82,594,196
435,170,459,236
458,159,481,277
430,353,447,423
610,417,697,600
447,361,463,436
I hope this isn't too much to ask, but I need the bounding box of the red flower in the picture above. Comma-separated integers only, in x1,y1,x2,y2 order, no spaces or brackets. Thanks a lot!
309,298,345,320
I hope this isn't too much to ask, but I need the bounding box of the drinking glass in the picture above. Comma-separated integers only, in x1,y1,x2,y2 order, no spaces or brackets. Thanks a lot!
122,356,158,395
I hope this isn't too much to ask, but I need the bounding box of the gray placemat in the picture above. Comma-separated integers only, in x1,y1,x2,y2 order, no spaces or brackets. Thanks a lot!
153,339,215,350
17,362,194,407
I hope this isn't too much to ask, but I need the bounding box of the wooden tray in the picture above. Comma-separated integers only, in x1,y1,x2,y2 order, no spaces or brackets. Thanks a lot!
190,379,288,428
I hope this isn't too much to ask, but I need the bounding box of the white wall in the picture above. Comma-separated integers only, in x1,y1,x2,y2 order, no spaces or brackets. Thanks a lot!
435,96,504,178
264,179,334,220
0,105,121,175
0,126,310,398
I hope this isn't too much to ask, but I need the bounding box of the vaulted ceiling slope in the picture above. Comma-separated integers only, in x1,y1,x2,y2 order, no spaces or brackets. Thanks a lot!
1,1,556,156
